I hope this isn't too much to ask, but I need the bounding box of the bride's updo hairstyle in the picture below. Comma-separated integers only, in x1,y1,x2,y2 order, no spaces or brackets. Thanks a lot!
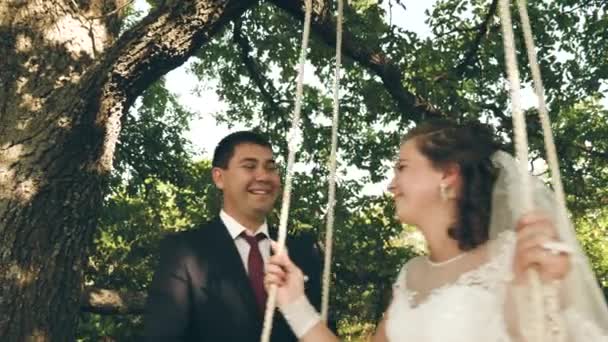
403,120,502,251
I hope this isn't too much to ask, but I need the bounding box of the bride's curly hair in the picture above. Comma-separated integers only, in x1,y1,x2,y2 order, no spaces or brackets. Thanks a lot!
404,120,503,251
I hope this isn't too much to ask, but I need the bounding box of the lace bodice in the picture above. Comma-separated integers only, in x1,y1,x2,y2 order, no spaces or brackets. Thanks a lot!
384,231,608,341
385,232,514,342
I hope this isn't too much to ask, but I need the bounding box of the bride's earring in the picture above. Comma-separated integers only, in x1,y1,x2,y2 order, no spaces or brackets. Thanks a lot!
440,183,449,201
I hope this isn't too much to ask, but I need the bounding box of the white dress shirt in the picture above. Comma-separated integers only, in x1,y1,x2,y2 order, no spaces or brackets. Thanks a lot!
220,210,271,274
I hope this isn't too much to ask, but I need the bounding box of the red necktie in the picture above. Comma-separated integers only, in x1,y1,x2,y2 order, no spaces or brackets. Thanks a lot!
241,233,267,313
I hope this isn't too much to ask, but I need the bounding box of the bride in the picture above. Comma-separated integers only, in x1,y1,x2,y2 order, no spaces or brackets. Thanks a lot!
264,120,608,341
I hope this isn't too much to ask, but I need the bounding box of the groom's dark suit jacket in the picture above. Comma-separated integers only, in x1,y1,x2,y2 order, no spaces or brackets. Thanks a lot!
142,217,323,341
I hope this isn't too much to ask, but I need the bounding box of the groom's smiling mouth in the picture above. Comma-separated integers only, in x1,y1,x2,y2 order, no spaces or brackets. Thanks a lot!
248,187,274,196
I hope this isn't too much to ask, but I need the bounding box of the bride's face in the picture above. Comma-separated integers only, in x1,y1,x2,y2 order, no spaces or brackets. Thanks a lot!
388,138,445,225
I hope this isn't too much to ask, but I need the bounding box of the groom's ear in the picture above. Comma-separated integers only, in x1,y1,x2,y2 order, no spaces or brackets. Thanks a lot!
211,167,225,190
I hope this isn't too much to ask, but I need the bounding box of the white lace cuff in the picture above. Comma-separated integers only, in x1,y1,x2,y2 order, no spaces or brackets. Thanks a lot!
279,295,321,338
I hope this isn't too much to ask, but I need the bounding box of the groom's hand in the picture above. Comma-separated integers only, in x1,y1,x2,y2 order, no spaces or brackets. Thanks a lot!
265,241,306,308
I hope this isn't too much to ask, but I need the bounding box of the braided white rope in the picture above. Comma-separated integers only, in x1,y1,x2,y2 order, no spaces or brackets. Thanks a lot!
320,0,344,322
260,1,313,341
516,1,567,340
497,0,545,341
515,0,568,219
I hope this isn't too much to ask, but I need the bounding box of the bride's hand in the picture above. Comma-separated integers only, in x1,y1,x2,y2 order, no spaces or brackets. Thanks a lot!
265,241,306,308
513,211,571,284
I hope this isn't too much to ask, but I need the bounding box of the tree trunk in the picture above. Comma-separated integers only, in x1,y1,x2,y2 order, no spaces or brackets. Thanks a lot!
0,0,255,340
0,2,118,340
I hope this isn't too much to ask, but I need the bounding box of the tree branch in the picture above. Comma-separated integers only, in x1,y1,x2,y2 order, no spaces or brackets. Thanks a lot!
232,17,294,145
452,0,499,77
80,287,146,315
78,0,259,173
574,143,608,160
232,19,286,119
269,0,445,123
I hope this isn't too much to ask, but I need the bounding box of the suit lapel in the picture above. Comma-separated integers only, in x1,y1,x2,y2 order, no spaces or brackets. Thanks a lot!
207,218,261,320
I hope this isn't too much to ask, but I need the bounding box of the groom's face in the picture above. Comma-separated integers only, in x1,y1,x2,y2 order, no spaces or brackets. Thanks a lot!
213,143,281,220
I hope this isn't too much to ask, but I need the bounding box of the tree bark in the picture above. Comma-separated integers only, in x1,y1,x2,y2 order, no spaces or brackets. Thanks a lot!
0,2,121,340
0,0,256,340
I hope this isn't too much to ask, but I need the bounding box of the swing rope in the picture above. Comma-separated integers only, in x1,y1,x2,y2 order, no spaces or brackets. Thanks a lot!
260,0,314,341
517,2,568,340
496,3,544,341
320,0,344,323
516,0,568,216
498,0,567,340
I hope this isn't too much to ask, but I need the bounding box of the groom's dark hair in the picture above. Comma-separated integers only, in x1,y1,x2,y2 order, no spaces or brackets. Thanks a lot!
212,131,273,169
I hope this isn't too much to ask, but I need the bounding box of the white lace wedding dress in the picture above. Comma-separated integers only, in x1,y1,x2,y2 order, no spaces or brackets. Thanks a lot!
385,231,607,342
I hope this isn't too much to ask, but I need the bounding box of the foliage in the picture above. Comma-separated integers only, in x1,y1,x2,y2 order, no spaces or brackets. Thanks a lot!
576,209,608,290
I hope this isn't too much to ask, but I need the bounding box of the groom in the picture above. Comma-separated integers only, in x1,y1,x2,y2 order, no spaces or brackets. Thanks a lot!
143,131,324,341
